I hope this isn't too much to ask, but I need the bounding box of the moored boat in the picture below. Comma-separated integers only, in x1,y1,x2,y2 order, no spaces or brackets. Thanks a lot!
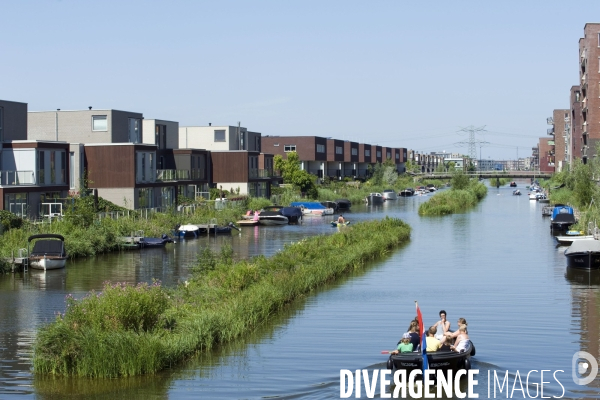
366,193,384,205
28,234,68,270
257,211,289,225
551,213,577,232
382,189,398,200
263,206,303,223
290,202,334,216
177,224,203,237
565,239,600,270
399,188,415,197
335,199,352,210
143,234,174,247
320,201,339,212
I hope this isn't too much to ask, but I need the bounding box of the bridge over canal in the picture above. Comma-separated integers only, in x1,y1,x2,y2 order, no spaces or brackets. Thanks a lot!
414,171,552,180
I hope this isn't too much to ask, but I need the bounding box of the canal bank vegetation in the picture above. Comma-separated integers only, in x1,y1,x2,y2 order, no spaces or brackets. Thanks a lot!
418,171,487,216
33,217,411,377
546,157,600,229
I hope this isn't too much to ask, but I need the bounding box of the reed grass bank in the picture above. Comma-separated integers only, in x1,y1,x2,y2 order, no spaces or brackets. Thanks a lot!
418,179,487,216
33,217,411,377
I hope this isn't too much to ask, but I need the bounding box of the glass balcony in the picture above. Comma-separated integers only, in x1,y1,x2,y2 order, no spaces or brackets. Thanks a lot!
1,170,36,186
248,169,282,179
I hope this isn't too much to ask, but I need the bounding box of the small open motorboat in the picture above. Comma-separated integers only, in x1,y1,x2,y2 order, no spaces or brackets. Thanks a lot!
366,193,384,205
387,341,476,377
263,205,303,224
143,234,174,248
510,181,517,187
335,199,352,210
257,211,289,225
382,189,398,200
177,224,203,237
565,239,600,270
399,188,415,197
551,213,576,232
512,189,521,195
290,202,334,216
28,234,68,270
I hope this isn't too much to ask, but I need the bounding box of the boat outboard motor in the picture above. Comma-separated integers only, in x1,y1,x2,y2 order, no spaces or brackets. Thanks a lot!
228,222,241,231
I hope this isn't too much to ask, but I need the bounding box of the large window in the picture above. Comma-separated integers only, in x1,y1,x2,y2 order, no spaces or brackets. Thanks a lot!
5,193,28,217
0,107,3,141
214,130,226,142
155,124,167,149
336,146,343,154
365,149,371,157
50,151,56,184
351,148,358,156
138,188,154,208
387,152,391,159
92,115,107,131
316,144,325,153
70,152,75,189
284,144,296,152
38,151,45,184
128,118,141,143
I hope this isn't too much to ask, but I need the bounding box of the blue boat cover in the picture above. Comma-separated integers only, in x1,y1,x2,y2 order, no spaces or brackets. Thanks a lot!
290,202,327,210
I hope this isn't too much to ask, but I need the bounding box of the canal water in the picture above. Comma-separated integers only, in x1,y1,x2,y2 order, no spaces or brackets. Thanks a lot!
1,184,599,399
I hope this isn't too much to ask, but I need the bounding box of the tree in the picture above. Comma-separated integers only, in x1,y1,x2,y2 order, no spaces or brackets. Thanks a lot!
450,170,470,190
382,166,398,187
274,152,318,198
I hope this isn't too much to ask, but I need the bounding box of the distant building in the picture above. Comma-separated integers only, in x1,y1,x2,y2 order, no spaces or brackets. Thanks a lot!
578,23,600,163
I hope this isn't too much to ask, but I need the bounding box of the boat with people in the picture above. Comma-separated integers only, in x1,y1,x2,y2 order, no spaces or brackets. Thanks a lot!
426,184,437,192
330,220,350,227
512,189,521,195
28,234,68,270
382,189,398,200
366,193,384,205
290,202,334,216
564,239,600,269
510,181,517,187
386,340,475,377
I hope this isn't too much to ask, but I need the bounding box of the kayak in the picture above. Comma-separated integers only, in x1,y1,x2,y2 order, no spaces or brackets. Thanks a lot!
330,221,351,227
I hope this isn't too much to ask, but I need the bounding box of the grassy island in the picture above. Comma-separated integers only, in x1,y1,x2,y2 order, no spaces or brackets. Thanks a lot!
33,217,411,377
418,172,487,216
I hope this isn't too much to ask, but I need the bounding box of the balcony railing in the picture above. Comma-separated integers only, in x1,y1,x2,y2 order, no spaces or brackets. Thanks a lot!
156,169,208,181
0,170,36,186
546,117,554,125
248,169,282,179
547,127,554,135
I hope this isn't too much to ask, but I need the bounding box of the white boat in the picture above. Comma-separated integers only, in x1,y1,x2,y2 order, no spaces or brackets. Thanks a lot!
178,224,201,237
258,214,289,225
366,193,384,205
28,234,68,270
528,192,537,200
382,189,397,200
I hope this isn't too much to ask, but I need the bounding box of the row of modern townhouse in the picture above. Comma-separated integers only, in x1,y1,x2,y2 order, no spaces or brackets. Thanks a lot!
0,98,446,219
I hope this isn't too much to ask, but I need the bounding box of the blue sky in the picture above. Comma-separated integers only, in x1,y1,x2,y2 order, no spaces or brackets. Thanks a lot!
2,1,598,159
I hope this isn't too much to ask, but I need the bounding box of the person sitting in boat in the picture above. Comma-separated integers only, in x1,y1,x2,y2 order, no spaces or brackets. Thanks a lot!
450,325,470,353
337,214,345,224
391,332,413,354
442,317,468,345
425,326,442,352
253,210,259,222
434,310,450,341
404,320,420,351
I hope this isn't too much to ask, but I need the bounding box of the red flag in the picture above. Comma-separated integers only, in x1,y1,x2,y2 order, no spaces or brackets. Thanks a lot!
415,301,424,338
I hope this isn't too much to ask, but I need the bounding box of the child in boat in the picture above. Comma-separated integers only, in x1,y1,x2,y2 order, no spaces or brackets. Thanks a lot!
391,333,413,354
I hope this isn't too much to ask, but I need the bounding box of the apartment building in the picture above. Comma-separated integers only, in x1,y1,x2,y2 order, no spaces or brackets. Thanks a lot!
570,86,584,164
262,136,328,177
538,137,555,173
578,23,600,162
28,109,211,209
547,109,568,172
0,100,70,218
179,125,261,152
